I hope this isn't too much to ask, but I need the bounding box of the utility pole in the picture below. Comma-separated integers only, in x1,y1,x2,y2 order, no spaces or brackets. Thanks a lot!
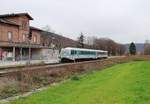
0,48,2,60
28,29,32,65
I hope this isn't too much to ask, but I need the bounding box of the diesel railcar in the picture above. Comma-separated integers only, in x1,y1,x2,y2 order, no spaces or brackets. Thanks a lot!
60,47,108,62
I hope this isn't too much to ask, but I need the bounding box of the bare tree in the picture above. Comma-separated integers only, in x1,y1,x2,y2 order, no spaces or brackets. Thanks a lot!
144,39,150,55
116,44,126,55
85,36,97,46
93,38,126,56
42,25,55,33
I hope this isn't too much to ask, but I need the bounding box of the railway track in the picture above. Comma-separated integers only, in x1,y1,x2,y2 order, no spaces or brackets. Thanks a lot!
0,56,125,74
0,60,108,73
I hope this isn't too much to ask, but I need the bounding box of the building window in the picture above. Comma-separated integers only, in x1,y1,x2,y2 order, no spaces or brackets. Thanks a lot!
7,32,13,41
33,35,37,43
22,34,26,42
22,21,28,30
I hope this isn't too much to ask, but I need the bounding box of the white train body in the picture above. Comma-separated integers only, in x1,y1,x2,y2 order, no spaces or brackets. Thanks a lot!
60,47,108,61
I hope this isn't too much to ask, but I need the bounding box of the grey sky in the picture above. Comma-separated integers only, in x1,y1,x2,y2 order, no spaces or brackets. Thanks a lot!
0,0,150,43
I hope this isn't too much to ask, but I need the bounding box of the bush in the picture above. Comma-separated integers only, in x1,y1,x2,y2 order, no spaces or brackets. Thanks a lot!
71,75,80,81
0,85,19,99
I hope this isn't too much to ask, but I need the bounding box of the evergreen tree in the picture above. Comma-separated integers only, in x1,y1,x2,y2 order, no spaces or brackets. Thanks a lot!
129,42,136,55
77,33,85,48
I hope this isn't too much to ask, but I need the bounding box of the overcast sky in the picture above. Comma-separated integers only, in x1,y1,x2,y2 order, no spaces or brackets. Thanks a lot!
0,0,150,43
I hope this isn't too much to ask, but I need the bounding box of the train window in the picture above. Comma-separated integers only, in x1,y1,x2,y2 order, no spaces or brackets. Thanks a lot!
78,51,83,55
98,52,103,55
71,50,77,55
78,51,96,55
98,52,107,55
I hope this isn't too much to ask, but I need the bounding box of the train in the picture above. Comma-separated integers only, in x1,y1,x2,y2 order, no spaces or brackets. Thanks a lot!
60,47,108,62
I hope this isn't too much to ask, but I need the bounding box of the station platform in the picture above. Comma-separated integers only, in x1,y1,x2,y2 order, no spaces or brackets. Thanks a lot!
0,59,60,69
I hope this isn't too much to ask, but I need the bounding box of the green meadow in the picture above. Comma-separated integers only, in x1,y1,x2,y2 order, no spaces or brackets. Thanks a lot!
8,61,150,104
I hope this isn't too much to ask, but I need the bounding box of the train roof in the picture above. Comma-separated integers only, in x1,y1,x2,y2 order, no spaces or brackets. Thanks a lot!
63,47,108,52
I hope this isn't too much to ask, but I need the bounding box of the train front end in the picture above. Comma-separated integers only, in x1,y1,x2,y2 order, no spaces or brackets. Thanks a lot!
59,48,74,62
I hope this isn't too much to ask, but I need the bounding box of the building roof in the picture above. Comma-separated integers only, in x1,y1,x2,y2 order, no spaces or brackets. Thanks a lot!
0,13,33,20
30,26,43,31
0,18,19,26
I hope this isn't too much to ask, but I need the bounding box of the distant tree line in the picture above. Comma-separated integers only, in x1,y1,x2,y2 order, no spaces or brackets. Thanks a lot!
77,35,150,56
77,34,126,56
42,25,150,56
93,38,126,56
42,26,127,56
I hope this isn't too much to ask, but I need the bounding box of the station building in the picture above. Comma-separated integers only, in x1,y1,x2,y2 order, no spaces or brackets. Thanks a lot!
0,13,59,65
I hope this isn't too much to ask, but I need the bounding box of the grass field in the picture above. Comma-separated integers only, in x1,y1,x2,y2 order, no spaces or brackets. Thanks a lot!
8,61,150,104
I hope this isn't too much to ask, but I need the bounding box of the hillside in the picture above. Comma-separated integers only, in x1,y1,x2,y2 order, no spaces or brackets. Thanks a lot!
41,31,78,48
41,31,91,49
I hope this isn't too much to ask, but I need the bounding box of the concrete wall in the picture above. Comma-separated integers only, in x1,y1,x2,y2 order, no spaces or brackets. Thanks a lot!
42,49,59,59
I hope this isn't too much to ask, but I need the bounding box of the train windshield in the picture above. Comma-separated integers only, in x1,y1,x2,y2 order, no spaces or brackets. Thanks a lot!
60,49,70,56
